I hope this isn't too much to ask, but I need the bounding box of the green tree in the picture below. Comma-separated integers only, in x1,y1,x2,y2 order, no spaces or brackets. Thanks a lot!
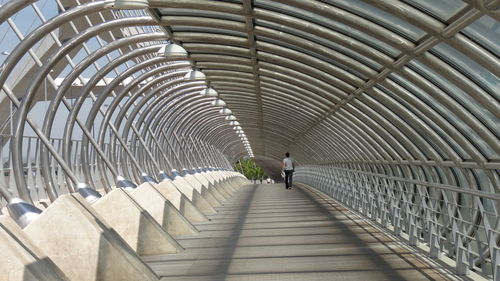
234,159,267,180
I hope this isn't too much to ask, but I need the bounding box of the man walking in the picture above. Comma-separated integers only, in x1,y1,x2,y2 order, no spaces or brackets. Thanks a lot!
282,152,295,189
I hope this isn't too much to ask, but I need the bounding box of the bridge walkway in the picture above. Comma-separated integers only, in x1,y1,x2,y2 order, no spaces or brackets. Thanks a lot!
144,183,464,281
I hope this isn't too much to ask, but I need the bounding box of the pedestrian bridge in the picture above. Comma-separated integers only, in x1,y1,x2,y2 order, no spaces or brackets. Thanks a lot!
145,183,469,281
0,0,498,280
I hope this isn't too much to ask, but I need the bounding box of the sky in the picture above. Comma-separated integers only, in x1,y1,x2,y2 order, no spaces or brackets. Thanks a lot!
0,0,123,165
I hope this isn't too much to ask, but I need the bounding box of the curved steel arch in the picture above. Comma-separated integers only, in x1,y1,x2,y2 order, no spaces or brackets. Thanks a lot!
41,37,167,197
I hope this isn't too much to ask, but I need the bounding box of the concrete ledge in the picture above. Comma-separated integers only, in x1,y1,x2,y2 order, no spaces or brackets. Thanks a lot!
228,176,245,190
155,180,209,223
23,194,159,281
218,178,238,194
210,172,236,196
0,216,70,281
210,181,232,200
200,182,226,204
207,172,223,185
130,183,198,237
192,173,210,188
207,181,229,202
170,178,194,200
172,178,217,215
194,174,229,201
183,176,221,208
213,179,236,196
210,172,235,189
202,174,224,194
33,199,51,210
92,188,183,255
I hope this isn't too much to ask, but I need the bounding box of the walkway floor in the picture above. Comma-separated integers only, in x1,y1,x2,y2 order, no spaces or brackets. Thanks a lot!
144,184,467,281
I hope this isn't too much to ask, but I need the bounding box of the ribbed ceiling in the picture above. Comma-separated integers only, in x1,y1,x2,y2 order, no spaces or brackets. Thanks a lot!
151,0,499,172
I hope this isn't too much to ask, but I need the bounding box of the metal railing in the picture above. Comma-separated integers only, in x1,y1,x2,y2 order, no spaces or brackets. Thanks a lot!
0,135,115,209
296,164,500,280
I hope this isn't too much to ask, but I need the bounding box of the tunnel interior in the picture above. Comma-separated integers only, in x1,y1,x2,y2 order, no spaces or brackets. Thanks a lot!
0,0,498,280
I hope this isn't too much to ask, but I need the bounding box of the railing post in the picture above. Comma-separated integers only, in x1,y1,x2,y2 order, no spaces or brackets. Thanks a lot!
429,223,441,258
454,222,469,275
491,238,500,281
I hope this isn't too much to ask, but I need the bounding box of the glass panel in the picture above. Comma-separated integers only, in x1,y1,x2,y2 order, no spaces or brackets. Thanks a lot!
450,168,475,220
472,169,494,194
345,101,418,160
11,5,42,35
219,0,243,3
254,0,401,57
389,71,498,160
171,26,248,38
375,84,470,160
430,43,499,98
38,0,59,19
157,8,245,22
256,35,369,80
408,60,499,131
402,0,467,22
322,0,427,42
0,1,62,65
462,16,500,57
256,19,383,71
360,91,449,160
0,24,21,65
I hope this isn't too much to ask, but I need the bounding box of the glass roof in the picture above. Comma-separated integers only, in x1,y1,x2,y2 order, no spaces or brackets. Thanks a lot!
158,8,246,22
256,19,384,71
430,42,499,97
321,0,428,42
256,35,370,81
254,0,403,57
171,26,248,38
152,0,498,165
402,0,468,22
463,15,500,57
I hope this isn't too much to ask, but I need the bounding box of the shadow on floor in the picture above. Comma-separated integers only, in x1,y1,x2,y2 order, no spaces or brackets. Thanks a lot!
297,185,472,281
